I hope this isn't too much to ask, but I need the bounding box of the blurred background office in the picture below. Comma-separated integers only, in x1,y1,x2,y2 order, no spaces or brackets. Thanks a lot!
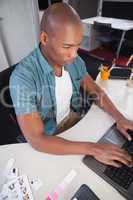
0,0,133,72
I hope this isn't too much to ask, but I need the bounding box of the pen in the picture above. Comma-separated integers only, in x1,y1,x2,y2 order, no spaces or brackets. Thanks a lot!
45,169,77,200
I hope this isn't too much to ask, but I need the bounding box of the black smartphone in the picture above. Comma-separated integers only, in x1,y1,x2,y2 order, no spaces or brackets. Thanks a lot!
71,184,100,200
109,67,132,80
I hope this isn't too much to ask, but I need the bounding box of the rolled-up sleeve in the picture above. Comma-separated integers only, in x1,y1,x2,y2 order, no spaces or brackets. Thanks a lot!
9,67,37,115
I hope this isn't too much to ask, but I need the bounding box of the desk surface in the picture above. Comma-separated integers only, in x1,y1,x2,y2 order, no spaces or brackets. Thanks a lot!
82,16,133,31
0,78,133,200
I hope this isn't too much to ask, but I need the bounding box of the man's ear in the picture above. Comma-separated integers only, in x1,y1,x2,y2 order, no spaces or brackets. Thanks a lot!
40,31,48,45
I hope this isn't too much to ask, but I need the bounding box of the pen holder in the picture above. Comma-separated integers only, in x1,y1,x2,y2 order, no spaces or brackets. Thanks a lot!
100,66,110,80
127,72,133,88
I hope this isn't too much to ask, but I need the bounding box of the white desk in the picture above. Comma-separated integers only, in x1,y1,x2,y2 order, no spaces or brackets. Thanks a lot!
96,76,133,121
82,16,133,58
82,17,133,31
0,78,133,200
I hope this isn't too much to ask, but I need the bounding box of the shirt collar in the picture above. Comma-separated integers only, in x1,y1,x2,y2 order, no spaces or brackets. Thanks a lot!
35,45,54,74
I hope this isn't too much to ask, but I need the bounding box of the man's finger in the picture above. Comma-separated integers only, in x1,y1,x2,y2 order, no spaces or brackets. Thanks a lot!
126,121,133,129
107,160,122,168
113,149,131,160
119,128,131,141
109,151,132,167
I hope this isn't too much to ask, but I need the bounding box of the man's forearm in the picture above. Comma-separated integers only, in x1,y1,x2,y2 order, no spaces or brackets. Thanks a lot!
96,88,124,122
81,75,123,121
30,134,94,155
81,75,124,122
17,113,95,156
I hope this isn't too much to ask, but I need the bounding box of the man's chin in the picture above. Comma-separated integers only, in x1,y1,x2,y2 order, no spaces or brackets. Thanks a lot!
64,59,75,65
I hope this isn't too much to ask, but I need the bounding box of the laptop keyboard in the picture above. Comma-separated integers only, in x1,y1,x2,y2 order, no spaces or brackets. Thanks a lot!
104,139,133,190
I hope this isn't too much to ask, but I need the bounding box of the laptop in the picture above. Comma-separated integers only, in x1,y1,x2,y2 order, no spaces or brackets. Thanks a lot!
83,124,133,200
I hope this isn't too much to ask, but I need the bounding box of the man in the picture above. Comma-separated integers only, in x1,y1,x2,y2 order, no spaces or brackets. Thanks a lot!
10,3,133,167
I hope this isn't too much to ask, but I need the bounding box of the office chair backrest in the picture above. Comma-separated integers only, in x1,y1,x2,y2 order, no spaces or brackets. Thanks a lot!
93,21,112,37
0,66,15,112
93,21,111,28
93,21,116,44
0,65,23,145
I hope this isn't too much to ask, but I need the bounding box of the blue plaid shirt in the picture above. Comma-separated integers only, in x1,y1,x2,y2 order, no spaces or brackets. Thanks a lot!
10,46,88,135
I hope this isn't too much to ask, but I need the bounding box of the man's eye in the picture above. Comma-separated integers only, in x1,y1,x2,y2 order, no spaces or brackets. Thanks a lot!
63,46,71,49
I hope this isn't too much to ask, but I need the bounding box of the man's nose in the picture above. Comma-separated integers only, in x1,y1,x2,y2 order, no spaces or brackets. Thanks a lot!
68,48,78,59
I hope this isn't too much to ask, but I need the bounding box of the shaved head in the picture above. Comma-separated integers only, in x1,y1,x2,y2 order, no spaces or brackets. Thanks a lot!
40,3,83,67
40,3,82,35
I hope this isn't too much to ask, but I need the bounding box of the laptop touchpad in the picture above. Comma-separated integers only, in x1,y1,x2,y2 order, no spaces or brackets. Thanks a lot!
104,128,125,146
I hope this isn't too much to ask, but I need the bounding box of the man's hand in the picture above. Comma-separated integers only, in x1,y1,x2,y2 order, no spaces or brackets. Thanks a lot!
116,117,133,141
92,143,133,167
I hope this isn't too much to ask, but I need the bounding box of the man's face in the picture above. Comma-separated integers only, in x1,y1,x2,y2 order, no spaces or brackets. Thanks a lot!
44,23,83,66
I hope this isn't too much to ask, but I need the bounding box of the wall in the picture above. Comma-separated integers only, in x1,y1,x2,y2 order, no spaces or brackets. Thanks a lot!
0,0,40,71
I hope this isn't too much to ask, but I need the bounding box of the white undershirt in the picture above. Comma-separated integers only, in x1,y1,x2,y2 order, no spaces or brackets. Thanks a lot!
55,67,73,125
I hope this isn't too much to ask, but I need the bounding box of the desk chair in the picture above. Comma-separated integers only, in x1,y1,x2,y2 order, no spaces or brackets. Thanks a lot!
0,65,26,145
93,21,117,51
